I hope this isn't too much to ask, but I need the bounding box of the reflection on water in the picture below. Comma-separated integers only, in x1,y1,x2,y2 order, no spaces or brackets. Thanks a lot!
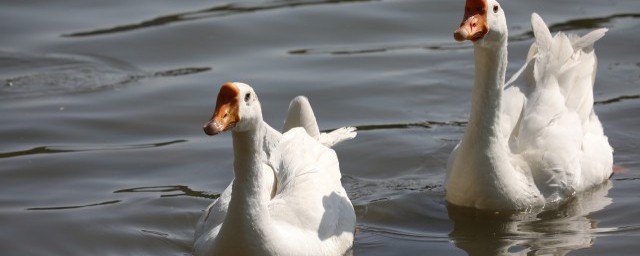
448,181,613,256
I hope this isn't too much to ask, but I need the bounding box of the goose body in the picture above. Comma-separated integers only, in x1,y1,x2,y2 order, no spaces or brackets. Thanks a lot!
446,0,613,211
195,82,356,255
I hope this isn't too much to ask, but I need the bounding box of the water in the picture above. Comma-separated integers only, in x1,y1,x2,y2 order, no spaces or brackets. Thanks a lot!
1,0,639,255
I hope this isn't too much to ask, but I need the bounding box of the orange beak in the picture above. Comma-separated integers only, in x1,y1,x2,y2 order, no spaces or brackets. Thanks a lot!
203,83,241,136
454,0,489,42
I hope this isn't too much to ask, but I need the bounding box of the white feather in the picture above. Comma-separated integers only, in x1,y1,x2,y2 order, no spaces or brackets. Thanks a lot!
284,95,357,147
195,84,356,255
446,5,613,211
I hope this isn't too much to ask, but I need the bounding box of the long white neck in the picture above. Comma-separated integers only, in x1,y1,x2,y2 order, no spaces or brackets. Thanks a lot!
462,42,508,148
222,121,274,245
446,39,514,209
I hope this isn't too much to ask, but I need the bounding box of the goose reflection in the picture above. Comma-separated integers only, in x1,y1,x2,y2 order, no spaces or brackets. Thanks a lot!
447,181,612,255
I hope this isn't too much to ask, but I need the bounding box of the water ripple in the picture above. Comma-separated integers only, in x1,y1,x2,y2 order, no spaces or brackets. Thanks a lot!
511,13,640,41
357,224,449,242
26,199,121,211
63,0,376,38
595,94,640,105
153,67,211,77
321,120,467,133
291,12,640,56
2,66,211,99
114,185,220,200
289,42,471,56
0,140,186,159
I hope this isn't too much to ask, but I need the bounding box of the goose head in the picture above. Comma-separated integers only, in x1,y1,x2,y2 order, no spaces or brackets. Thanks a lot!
453,0,507,48
203,82,262,135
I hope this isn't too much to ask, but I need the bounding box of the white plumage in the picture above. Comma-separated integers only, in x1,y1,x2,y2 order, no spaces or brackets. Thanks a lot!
284,96,357,148
195,82,356,255
447,0,613,211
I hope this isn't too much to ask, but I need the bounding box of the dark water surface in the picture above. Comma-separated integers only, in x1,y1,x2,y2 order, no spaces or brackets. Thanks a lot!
1,0,639,255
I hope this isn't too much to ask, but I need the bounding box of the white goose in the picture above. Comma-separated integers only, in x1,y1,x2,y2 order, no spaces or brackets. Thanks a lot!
446,0,613,211
194,82,356,255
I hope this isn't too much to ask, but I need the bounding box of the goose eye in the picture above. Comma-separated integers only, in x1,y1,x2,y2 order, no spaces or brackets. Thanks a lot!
244,92,251,102
493,5,499,13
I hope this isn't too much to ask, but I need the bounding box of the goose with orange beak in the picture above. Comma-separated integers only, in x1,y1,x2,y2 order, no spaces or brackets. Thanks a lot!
195,82,357,255
445,0,613,211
